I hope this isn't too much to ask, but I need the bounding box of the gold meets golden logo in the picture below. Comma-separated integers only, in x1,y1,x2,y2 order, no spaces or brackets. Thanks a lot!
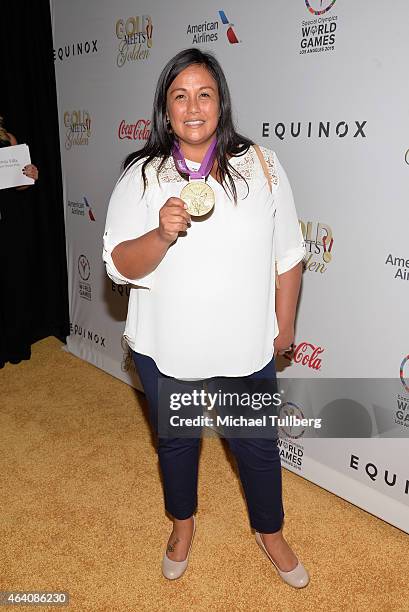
299,220,334,273
115,15,153,67
63,110,91,150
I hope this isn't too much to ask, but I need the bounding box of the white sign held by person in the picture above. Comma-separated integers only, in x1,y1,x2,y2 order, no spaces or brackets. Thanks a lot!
0,144,34,190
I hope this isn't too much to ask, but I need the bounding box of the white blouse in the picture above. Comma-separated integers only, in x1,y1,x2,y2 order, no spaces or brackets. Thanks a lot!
103,146,306,379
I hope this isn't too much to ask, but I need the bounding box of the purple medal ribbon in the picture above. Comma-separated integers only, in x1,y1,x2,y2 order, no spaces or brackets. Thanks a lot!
171,138,217,180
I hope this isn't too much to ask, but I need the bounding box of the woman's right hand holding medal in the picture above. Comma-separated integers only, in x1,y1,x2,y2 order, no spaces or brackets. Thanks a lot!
158,197,191,244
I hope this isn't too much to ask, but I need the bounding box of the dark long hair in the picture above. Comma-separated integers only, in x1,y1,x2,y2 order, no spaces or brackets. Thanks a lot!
123,48,253,202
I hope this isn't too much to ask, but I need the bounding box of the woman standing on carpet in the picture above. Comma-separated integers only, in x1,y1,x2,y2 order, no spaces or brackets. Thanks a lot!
103,48,308,588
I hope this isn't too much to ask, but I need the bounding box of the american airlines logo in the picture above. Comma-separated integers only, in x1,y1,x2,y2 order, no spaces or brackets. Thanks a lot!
218,10,239,44
186,10,240,45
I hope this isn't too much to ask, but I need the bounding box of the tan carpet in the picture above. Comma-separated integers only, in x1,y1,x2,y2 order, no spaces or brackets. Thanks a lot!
1,337,408,612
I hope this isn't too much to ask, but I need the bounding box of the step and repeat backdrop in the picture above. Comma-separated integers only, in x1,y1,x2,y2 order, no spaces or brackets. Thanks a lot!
51,0,409,533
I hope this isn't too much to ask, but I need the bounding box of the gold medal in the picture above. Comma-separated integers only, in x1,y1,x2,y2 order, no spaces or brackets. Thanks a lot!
180,181,215,217
323,252,332,263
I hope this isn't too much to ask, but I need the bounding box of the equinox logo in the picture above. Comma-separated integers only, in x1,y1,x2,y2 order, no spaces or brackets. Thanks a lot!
53,39,98,62
69,323,106,347
262,120,367,140
350,454,409,497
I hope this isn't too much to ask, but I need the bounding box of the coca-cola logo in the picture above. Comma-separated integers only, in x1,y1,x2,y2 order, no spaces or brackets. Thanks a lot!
118,119,151,140
292,342,324,371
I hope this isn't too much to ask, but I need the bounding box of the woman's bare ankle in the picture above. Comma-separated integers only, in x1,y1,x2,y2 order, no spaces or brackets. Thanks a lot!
260,528,284,541
172,515,194,535
166,516,194,562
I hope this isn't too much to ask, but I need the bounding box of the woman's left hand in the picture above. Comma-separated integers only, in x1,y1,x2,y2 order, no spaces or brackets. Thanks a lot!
22,164,39,181
274,326,295,358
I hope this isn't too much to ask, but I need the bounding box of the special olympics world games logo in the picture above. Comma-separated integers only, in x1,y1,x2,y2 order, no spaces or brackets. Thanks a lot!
300,0,338,55
305,0,337,15
279,402,307,439
396,356,409,430
78,254,91,301
78,254,91,281
400,355,409,394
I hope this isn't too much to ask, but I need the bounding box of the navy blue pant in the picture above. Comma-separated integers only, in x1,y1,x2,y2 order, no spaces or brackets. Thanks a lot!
132,351,284,533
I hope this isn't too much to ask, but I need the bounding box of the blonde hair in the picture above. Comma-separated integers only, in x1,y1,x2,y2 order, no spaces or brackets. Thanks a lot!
0,116,10,142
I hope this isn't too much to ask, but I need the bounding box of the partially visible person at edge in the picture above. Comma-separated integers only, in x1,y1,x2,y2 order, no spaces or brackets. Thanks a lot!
0,116,38,185
0,115,39,367
103,48,309,588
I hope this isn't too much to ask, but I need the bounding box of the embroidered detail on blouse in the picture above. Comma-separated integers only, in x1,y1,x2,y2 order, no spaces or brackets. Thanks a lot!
145,146,279,186
148,156,185,183
229,146,279,186
256,146,279,186
228,148,256,180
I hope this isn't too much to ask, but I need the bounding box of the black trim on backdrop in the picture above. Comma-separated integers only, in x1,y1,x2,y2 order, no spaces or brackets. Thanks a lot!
0,1,69,368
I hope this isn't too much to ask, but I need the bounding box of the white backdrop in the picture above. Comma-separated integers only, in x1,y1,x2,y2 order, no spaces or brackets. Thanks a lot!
51,0,409,533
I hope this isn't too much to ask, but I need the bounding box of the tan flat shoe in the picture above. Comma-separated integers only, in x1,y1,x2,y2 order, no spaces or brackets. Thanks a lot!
255,531,310,588
162,516,196,580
